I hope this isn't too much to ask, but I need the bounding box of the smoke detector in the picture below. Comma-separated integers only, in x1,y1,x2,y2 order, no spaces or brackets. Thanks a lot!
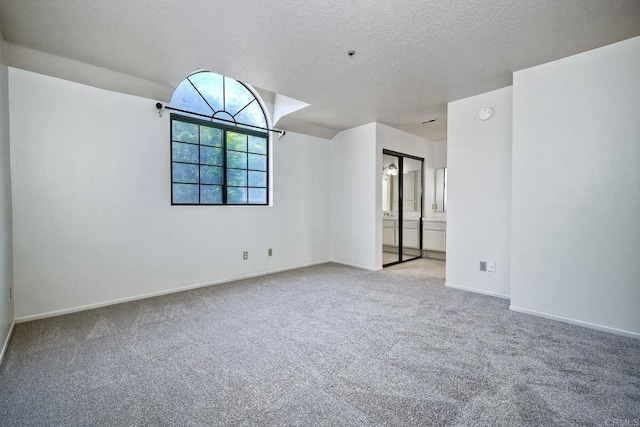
479,108,493,121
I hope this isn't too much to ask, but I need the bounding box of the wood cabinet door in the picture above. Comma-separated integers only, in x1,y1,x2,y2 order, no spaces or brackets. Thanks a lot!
423,230,445,251
383,227,396,246
403,228,419,248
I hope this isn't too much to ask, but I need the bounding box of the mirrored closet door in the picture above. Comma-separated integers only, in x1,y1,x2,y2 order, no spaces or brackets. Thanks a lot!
382,150,424,267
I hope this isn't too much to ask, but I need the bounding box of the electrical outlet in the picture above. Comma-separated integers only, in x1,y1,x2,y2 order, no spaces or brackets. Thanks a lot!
242,251,248,260
479,261,487,272
268,248,273,256
487,262,496,273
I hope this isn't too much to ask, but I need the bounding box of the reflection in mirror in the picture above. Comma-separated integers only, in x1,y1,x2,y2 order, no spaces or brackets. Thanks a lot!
382,175,391,212
401,158,422,262
382,154,400,265
434,167,447,212
382,154,397,214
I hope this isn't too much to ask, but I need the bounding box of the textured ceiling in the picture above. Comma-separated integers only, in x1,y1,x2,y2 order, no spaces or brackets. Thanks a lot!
1,0,639,140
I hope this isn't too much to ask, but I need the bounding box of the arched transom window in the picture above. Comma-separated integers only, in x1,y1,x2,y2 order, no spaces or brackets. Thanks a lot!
170,71,269,205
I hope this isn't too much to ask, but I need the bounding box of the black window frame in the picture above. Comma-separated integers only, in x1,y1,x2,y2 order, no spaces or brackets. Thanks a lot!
170,113,270,206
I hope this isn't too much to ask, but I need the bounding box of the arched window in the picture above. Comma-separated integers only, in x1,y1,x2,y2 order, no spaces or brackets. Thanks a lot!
169,71,269,205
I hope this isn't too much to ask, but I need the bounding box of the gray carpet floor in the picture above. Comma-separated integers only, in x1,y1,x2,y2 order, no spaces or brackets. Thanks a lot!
0,260,638,426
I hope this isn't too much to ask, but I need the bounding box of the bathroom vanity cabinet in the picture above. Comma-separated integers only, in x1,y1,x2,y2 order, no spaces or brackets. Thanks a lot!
382,219,420,248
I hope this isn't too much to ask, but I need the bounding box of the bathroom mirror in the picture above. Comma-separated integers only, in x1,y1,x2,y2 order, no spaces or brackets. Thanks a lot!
384,171,420,213
434,167,447,212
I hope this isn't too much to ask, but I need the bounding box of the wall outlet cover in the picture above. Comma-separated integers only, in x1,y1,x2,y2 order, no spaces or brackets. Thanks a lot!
487,262,496,272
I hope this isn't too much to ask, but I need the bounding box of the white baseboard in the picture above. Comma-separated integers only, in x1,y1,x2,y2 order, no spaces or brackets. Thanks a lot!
509,305,640,339
330,260,382,272
15,260,331,323
1,319,16,366
445,282,510,300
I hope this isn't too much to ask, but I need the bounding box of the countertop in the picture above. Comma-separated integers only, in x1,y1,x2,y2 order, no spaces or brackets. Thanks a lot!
382,215,447,223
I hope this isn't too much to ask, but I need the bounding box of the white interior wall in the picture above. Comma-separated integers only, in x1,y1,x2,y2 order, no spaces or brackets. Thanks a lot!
375,123,433,268
446,87,513,299
9,68,331,320
0,31,14,360
329,123,378,270
430,139,448,216
510,36,640,337
433,140,447,169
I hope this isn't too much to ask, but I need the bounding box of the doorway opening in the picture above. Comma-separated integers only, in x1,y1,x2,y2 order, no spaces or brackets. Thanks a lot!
382,150,424,267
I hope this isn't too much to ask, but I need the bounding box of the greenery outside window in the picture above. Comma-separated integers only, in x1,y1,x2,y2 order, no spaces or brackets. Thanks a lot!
169,71,269,205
